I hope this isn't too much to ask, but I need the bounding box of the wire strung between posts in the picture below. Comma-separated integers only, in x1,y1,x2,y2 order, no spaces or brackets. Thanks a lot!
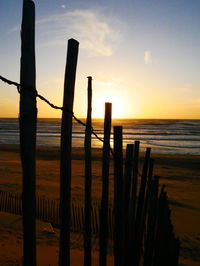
0,75,114,155
0,75,148,176
0,75,148,177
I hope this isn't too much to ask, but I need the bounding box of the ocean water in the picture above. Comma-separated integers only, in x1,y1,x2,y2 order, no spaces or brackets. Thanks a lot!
0,118,200,155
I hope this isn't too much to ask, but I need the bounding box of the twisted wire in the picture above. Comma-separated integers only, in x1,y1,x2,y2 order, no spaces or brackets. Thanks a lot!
0,75,113,154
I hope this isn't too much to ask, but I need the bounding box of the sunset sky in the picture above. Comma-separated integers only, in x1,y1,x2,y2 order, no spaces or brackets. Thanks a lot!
0,0,200,119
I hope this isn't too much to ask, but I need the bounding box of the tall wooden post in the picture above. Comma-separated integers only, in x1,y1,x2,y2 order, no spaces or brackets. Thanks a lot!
84,76,92,266
143,176,159,266
142,158,154,231
134,147,151,265
113,126,124,266
20,0,37,265
129,141,139,265
59,39,79,266
99,102,112,266
123,144,134,265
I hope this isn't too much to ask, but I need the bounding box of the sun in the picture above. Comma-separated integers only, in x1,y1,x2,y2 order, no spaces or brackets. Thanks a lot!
92,93,128,119
88,78,140,119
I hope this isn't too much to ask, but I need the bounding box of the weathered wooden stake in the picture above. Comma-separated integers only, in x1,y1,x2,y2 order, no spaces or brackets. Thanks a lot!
134,147,151,265
113,126,123,266
20,0,37,265
128,141,139,265
84,76,92,266
99,102,112,266
123,144,134,265
59,39,79,266
143,175,159,266
142,158,154,233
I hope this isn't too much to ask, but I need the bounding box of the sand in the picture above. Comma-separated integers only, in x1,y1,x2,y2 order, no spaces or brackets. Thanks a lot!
0,211,114,266
0,144,200,265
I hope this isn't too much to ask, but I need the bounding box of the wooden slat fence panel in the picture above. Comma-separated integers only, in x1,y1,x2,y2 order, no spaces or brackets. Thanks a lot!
0,172,180,266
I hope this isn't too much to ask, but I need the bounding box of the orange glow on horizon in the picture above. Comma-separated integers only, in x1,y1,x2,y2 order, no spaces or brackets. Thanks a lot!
91,93,140,119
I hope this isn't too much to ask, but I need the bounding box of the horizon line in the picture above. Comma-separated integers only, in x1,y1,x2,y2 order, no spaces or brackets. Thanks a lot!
0,117,200,120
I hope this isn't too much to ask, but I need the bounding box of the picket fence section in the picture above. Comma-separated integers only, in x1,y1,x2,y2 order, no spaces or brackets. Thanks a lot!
0,190,114,238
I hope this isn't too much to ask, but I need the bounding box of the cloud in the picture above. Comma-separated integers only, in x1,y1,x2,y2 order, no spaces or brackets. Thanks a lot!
144,51,152,64
60,5,66,9
36,9,123,56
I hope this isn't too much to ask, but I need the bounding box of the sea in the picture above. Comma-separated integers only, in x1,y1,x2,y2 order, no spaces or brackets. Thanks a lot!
0,118,200,155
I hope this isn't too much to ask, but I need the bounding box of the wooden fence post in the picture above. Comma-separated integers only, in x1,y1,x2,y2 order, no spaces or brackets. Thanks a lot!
84,76,92,266
99,102,112,266
59,38,79,266
134,147,151,265
20,0,37,265
142,158,154,235
143,175,159,266
123,144,134,265
113,126,124,266
154,188,180,266
128,141,139,265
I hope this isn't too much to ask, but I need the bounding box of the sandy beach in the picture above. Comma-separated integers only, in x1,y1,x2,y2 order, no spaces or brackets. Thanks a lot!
0,144,200,265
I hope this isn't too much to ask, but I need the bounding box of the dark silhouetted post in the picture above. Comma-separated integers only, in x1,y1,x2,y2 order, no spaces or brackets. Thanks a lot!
123,144,134,265
59,39,79,266
20,0,37,265
153,187,180,266
134,147,151,265
142,158,154,233
84,76,92,266
99,102,112,266
143,175,159,266
113,126,123,266
130,141,140,223
128,141,139,265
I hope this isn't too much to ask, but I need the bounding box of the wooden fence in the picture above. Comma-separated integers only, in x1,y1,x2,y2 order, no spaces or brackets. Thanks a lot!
0,191,114,238
0,160,180,265
0,0,180,265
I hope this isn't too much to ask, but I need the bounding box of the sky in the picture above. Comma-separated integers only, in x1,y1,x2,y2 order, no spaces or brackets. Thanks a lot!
0,0,200,119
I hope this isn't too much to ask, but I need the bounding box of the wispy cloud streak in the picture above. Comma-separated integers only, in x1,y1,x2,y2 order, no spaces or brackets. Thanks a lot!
36,9,123,56
144,50,152,64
